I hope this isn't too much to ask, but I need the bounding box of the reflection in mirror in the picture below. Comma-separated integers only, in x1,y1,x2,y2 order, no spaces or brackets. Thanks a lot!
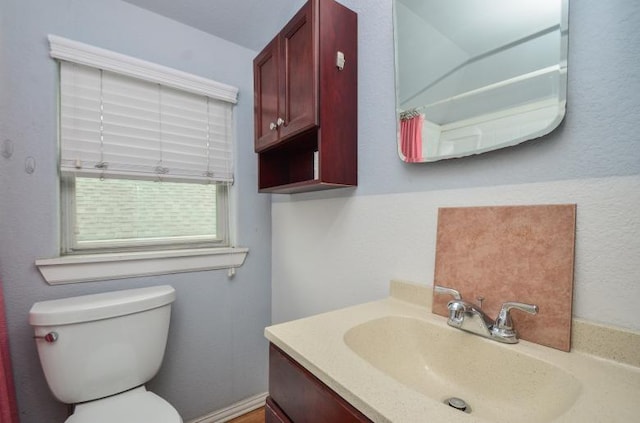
394,0,569,162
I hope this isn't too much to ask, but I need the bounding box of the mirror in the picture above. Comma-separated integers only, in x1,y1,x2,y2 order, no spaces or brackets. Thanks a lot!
394,0,569,162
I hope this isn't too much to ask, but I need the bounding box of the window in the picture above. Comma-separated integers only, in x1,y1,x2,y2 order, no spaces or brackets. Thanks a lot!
59,60,234,253
63,177,226,252
36,36,247,284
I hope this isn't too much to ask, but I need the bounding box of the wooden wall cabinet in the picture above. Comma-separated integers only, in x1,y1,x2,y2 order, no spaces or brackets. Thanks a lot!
253,0,357,194
266,344,372,423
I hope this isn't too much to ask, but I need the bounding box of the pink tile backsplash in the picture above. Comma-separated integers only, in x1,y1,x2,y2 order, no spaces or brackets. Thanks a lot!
432,205,576,351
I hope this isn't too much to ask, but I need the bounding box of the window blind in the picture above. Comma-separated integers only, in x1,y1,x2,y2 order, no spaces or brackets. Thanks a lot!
59,61,234,183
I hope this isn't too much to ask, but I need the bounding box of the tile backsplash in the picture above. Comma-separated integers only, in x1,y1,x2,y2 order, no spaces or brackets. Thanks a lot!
432,205,576,351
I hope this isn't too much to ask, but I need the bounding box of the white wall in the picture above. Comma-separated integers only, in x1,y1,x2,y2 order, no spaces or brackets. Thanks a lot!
272,0,640,332
273,175,640,331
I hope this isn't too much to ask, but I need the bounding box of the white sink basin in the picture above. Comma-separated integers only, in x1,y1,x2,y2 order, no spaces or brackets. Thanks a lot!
344,316,581,423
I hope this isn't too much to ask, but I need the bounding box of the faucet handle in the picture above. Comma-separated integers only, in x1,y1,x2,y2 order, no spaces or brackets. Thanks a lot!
434,285,462,300
494,302,539,332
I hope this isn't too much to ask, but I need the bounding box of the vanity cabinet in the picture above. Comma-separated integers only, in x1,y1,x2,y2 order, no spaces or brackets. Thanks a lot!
266,344,372,423
253,0,357,193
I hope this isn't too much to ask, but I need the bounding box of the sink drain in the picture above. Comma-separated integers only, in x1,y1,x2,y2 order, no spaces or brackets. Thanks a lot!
445,397,471,413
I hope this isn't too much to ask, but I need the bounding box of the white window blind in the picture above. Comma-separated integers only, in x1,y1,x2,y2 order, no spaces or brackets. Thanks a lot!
60,61,234,183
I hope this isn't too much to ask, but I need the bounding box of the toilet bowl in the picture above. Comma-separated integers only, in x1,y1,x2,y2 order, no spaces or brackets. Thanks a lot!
29,285,182,423
66,386,180,423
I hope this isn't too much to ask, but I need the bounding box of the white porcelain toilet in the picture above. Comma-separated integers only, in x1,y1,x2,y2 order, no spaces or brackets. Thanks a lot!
29,285,182,423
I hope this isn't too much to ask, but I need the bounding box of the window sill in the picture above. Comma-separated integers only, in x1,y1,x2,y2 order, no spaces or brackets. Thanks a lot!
35,247,249,285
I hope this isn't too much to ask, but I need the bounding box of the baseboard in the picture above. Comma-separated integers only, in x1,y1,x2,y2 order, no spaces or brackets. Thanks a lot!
187,392,268,423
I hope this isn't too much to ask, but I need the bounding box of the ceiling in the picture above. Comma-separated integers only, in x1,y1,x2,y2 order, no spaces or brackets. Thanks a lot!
123,0,307,51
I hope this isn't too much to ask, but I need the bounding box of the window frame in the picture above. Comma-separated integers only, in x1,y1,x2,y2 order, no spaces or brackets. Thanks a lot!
60,176,231,254
35,35,248,285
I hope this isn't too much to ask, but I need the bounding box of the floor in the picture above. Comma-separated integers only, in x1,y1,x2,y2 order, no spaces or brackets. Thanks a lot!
228,407,265,423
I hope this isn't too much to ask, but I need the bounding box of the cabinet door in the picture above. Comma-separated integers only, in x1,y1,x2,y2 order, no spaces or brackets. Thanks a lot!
269,344,372,423
265,397,292,423
254,36,280,151
278,1,318,140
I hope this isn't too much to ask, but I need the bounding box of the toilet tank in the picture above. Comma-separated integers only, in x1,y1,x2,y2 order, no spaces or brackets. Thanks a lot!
29,285,176,404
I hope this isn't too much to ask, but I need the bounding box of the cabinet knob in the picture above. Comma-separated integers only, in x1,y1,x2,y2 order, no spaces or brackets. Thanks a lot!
269,118,285,131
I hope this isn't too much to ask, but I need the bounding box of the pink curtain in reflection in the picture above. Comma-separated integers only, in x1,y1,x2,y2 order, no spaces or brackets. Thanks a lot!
0,280,18,423
400,114,424,162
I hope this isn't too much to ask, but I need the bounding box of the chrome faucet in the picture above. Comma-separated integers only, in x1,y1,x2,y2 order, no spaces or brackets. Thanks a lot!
434,285,538,344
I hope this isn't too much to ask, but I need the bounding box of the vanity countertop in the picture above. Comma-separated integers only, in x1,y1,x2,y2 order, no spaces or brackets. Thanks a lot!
264,281,640,423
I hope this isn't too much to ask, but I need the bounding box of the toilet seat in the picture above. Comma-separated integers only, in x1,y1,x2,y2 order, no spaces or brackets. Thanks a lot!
65,386,182,423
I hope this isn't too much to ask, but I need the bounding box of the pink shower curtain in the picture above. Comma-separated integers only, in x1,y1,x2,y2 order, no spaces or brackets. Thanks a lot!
0,280,19,423
400,114,424,162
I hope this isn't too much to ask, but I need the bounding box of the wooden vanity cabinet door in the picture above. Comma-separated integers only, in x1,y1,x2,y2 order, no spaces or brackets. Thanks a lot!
268,344,372,423
265,396,292,423
254,36,281,151
278,1,318,141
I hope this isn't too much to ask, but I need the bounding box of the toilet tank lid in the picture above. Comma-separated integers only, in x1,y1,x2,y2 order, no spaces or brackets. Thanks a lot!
29,285,176,326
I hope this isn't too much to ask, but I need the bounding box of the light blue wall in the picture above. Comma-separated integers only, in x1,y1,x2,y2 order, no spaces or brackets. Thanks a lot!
0,0,271,422
2,0,640,421
283,0,640,202
270,0,640,332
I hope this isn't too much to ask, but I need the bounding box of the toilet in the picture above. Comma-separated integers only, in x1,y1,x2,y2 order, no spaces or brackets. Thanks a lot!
28,285,182,423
